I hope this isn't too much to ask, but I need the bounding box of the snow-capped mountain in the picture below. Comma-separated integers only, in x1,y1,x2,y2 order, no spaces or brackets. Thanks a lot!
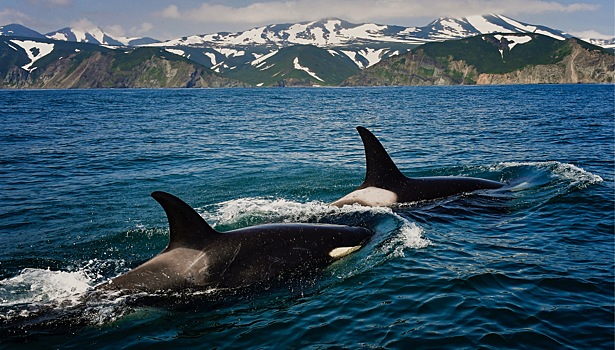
46,27,159,47
153,14,571,50
1,14,612,87
46,27,122,46
0,24,46,39
411,14,569,41
582,38,615,49
147,14,582,74
4,38,56,72
151,18,427,48
0,23,159,46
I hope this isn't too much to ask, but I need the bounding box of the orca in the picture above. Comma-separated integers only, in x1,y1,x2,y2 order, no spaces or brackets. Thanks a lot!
331,126,505,207
96,191,373,293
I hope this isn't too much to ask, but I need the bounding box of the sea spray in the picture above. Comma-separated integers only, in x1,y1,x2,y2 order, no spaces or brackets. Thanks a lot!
202,197,432,252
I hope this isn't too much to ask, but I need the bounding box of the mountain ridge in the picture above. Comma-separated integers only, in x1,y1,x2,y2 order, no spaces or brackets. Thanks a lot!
0,15,613,88
0,38,244,88
2,14,613,50
342,35,614,86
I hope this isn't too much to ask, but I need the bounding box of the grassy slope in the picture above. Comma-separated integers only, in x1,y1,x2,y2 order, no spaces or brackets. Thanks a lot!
225,45,360,86
344,34,614,85
0,38,235,87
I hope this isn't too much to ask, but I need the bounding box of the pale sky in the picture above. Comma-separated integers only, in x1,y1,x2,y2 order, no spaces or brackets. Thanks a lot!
1,0,613,40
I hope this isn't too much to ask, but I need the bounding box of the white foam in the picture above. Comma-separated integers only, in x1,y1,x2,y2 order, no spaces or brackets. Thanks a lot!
0,268,92,307
492,161,603,186
202,197,431,251
382,221,431,258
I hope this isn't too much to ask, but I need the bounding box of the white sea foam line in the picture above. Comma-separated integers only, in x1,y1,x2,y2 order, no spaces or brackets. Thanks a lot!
491,161,603,184
203,197,431,251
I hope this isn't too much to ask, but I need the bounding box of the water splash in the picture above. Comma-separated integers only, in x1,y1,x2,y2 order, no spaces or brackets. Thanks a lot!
491,161,603,189
202,197,339,226
377,220,430,258
0,197,431,332
0,268,91,308
201,196,431,251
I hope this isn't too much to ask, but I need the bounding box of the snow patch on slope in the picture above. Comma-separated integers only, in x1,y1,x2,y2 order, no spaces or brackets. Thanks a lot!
251,50,279,67
359,48,388,68
293,57,323,81
10,39,55,72
466,15,510,34
165,48,186,58
494,34,533,50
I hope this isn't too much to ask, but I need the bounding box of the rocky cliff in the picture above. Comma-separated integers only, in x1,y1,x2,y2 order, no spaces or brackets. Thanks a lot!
475,40,614,84
343,36,614,86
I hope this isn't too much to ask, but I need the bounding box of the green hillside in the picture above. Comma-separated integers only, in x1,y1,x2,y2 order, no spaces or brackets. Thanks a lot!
419,34,572,74
2,32,612,88
0,38,242,88
224,45,361,86
343,34,614,86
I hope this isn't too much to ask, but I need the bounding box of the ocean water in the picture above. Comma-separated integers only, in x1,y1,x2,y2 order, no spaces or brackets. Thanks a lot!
0,85,613,349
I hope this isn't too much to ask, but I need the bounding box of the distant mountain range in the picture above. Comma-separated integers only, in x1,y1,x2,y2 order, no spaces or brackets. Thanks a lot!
0,23,160,47
0,15,613,88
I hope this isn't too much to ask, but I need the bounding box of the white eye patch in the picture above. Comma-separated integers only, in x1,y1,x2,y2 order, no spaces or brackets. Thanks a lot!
329,245,361,258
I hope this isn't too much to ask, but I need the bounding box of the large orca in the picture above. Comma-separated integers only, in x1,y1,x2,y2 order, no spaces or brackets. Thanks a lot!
331,126,505,207
97,191,373,293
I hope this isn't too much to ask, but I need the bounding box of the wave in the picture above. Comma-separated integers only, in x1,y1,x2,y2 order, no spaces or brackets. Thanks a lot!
0,197,430,331
0,268,91,308
1,160,600,333
202,196,431,250
490,161,603,189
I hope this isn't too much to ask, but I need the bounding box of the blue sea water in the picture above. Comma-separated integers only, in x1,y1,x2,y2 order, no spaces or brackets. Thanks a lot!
0,85,613,349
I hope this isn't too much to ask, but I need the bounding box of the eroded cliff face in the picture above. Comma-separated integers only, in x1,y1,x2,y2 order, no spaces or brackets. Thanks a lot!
476,40,614,84
343,39,614,86
1,51,244,89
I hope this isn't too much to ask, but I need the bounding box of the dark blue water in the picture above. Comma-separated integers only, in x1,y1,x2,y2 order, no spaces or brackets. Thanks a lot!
0,85,613,349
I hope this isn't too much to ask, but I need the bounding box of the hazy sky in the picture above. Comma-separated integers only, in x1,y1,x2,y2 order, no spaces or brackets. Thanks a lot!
1,0,613,40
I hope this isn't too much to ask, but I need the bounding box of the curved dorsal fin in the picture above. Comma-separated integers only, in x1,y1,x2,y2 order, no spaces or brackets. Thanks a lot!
356,126,407,188
151,191,219,250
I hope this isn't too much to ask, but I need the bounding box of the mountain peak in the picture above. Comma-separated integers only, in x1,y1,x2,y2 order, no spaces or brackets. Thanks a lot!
44,26,159,47
312,17,350,25
0,23,45,39
421,14,568,41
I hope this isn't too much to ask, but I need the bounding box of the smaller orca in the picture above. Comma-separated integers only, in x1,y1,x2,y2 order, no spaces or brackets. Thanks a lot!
97,191,373,293
331,126,505,207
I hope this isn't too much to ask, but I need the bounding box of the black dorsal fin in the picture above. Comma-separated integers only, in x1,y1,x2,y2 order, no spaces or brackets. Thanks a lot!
151,191,219,250
356,126,407,188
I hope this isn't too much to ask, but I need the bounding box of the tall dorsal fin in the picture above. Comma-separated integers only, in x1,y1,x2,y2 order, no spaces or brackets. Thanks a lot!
151,191,219,250
356,126,407,188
